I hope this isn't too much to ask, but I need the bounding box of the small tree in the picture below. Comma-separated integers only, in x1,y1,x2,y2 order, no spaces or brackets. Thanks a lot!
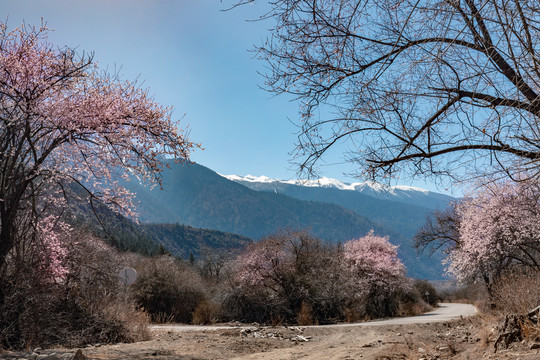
343,231,410,318
229,230,344,324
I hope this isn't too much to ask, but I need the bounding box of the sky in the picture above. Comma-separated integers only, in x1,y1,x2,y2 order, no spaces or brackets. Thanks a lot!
0,0,457,195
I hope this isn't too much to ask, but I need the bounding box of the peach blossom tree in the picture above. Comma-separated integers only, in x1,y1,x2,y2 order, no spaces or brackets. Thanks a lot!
343,231,407,290
0,22,197,274
447,182,540,290
231,230,345,323
343,231,410,317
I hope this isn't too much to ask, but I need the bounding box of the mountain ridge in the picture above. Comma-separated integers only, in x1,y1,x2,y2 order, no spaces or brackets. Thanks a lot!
222,174,455,210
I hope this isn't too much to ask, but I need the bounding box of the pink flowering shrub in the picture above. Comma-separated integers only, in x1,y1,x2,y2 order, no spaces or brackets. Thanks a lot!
343,231,410,318
0,230,149,349
227,230,344,324
36,216,70,281
227,230,412,324
343,231,407,289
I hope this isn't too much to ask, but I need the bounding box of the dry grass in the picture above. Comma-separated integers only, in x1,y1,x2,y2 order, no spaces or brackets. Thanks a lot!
343,306,361,323
192,300,220,325
396,301,432,317
296,301,314,326
492,271,540,315
100,297,151,342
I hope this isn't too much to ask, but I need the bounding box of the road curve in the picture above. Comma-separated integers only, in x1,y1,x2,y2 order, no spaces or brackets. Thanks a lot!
150,302,476,333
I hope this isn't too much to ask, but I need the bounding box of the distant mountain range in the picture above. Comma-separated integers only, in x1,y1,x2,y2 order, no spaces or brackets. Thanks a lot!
223,175,453,209
118,161,455,280
122,162,381,242
222,175,454,239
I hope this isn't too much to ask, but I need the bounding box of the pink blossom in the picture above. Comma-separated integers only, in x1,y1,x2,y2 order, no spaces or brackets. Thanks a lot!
0,23,198,268
447,181,540,283
36,215,70,281
343,231,408,291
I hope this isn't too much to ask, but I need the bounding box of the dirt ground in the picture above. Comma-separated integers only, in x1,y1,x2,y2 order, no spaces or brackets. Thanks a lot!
2,315,540,360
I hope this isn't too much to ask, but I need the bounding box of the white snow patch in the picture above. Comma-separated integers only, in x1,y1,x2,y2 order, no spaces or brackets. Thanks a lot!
223,174,277,183
221,174,431,195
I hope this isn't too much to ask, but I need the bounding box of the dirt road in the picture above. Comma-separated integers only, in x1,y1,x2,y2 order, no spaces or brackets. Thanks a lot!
150,302,477,333
8,302,540,359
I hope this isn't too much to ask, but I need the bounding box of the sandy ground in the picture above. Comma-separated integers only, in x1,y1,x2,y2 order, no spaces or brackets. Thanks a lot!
2,305,540,359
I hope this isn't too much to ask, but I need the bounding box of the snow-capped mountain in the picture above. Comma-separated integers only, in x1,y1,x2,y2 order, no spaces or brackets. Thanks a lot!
222,174,454,210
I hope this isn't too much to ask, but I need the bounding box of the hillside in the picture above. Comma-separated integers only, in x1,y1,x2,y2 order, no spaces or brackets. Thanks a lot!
121,162,386,242
140,223,252,259
224,177,450,239
65,182,252,259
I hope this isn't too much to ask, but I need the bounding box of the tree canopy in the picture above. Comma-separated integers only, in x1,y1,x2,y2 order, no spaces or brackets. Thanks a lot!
239,0,540,183
448,182,540,286
0,23,197,269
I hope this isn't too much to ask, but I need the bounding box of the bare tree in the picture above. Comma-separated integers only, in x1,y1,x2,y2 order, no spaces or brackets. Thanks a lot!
414,205,461,255
237,0,540,183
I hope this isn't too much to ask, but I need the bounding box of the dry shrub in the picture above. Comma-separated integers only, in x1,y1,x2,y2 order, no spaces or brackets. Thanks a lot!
192,300,220,325
153,312,175,324
296,301,314,325
343,306,361,323
396,301,431,317
0,231,144,350
270,314,285,327
130,255,208,323
487,271,540,347
100,296,151,342
439,282,485,305
491,270,540,314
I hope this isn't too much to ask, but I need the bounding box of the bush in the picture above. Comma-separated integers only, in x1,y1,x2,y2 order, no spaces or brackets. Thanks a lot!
224,230,346,324
192,300,220,325
224,230,417,325
0,232,148,350
130,255,207,323
491,270,540,314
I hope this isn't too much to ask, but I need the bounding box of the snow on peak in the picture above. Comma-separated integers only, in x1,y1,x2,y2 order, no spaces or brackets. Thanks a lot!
224,174,277,183
221,174,430,195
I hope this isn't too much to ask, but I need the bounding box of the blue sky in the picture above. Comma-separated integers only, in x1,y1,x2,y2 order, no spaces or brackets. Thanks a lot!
0,0,457,195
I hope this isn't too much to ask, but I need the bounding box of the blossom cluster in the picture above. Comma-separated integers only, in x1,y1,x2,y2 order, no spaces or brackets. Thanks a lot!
447,181,540,282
